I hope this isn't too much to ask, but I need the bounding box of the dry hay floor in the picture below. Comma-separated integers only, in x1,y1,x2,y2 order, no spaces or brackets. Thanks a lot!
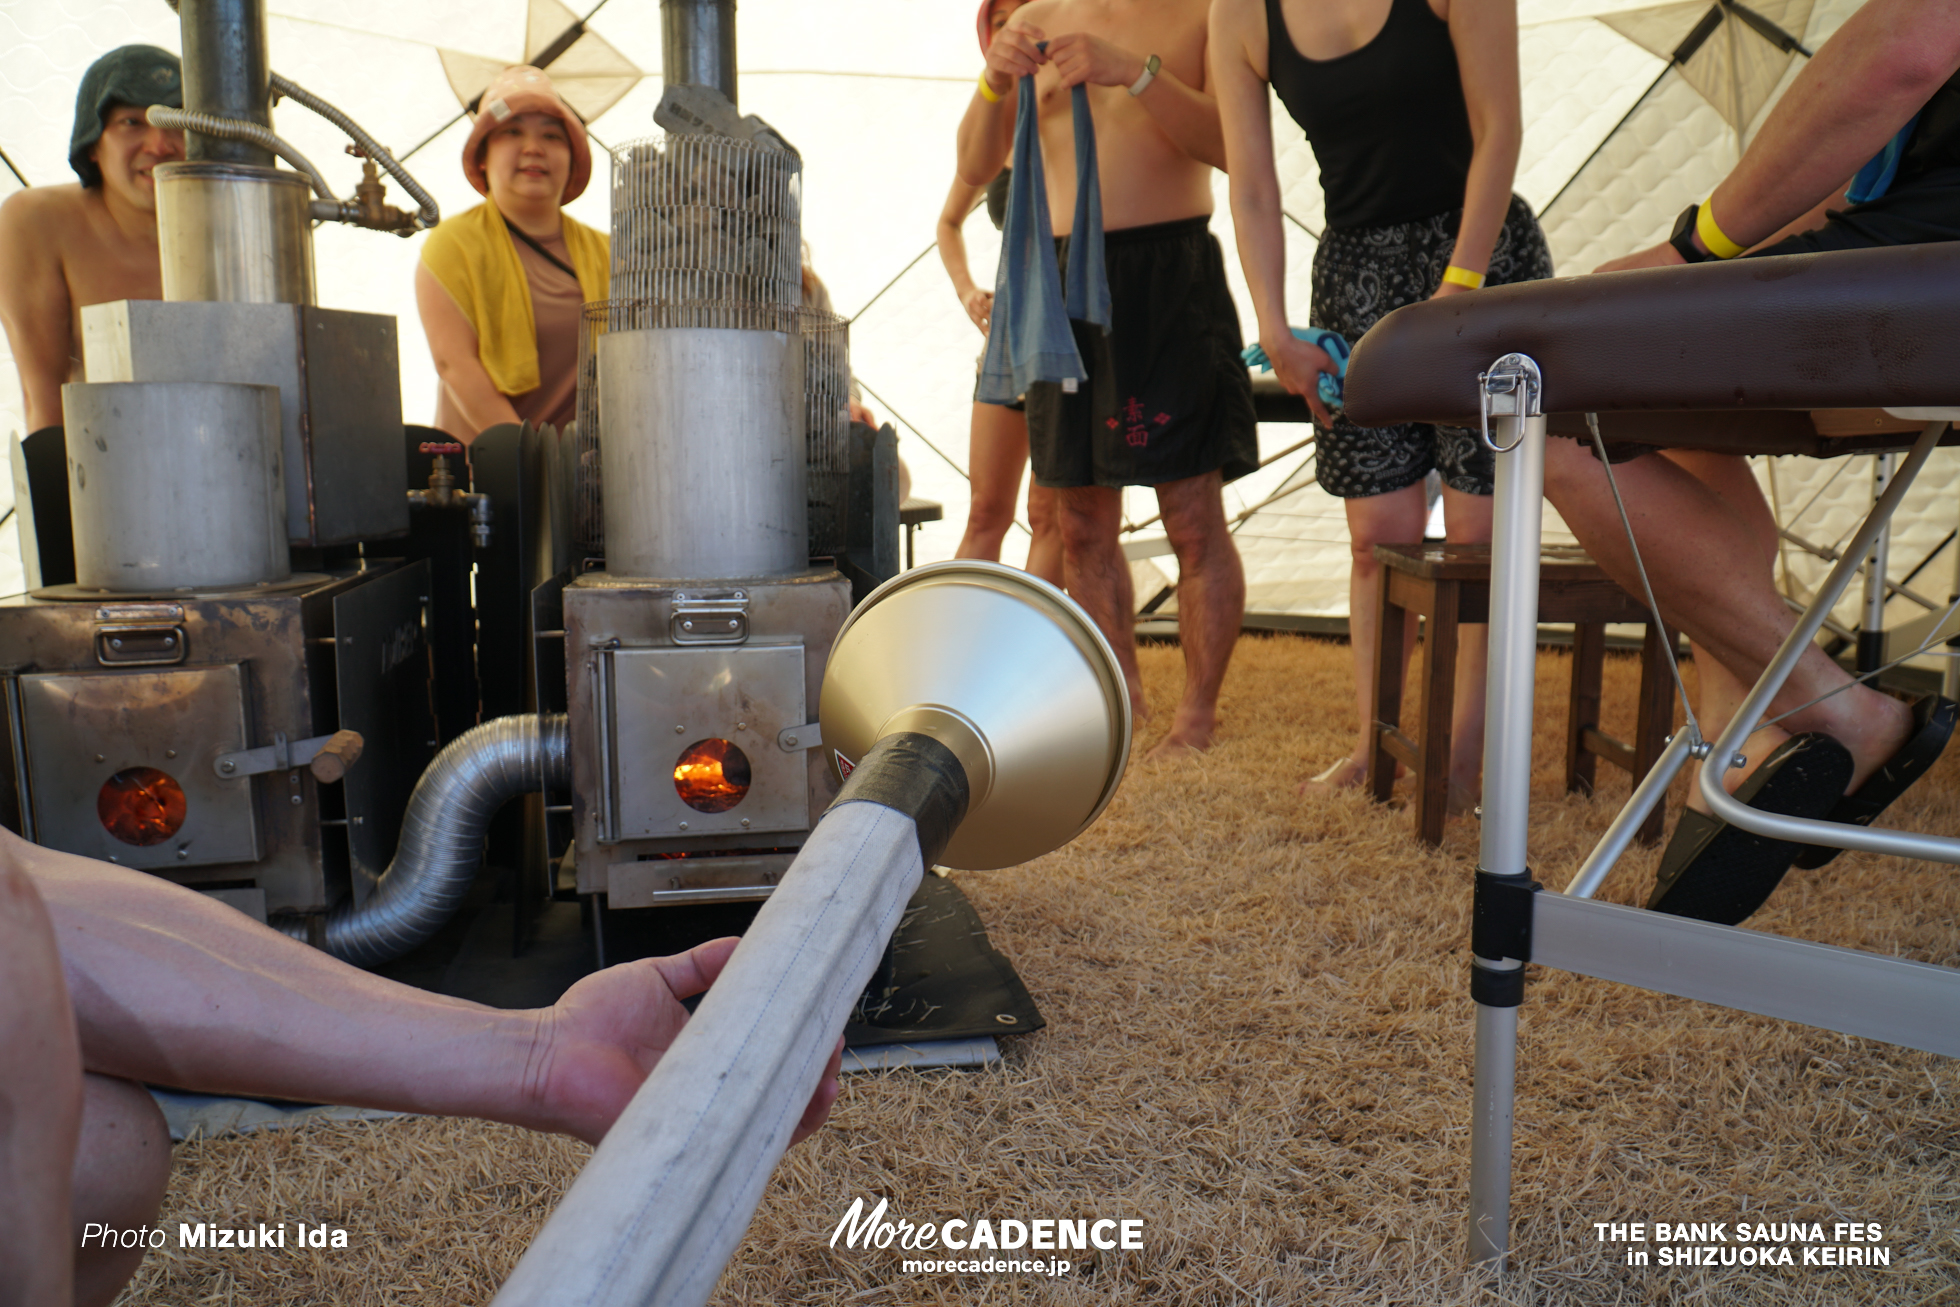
122,635,1960,1306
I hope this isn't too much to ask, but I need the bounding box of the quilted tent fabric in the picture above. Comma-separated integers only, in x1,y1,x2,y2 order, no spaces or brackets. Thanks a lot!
1,0,1948,662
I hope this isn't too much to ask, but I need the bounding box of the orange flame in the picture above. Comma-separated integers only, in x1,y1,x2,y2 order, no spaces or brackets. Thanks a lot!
674,738,752,814
98,767,188,846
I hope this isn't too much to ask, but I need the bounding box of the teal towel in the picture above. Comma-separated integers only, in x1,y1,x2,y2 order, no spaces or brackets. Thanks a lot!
1242,326,1349,413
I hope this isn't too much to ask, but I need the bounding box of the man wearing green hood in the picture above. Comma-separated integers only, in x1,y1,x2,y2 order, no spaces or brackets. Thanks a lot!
0,45,186,433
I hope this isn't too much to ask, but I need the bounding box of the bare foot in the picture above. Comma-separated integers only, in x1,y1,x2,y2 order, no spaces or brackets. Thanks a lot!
1683,720,1793,815
1301,755,1368,794
1146,705,1217,759
1834,690,1915,793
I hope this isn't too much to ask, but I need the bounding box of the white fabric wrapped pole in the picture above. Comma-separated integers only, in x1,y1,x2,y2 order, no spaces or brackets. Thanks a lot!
492,798,926,1307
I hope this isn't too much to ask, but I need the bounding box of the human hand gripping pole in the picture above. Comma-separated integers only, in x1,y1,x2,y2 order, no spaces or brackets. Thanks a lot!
490,562,1131,1307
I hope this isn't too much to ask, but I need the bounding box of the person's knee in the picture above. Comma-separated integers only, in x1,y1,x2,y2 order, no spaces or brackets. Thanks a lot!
1540,435,1602,512
72,1075,171,1306
1057,489,1117,553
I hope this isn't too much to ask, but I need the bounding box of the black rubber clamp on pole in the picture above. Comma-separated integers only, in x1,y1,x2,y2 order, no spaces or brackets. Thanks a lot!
1469,870,1539,1008
829,731,972,868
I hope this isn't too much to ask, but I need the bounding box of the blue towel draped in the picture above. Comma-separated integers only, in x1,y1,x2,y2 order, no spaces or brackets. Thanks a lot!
976,63,1110,405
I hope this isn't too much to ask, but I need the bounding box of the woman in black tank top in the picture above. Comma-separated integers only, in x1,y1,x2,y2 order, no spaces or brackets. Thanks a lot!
1214,0,1550,803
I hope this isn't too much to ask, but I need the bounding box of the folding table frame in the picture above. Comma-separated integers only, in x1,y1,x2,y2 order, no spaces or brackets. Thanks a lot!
1464,354,1960,1264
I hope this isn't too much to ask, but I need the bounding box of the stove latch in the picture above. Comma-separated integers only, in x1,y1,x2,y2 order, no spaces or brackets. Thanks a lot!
94,603,188,667
670,590,750,645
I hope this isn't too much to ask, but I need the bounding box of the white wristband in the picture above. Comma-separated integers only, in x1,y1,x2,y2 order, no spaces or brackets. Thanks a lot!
1128,53,1160,97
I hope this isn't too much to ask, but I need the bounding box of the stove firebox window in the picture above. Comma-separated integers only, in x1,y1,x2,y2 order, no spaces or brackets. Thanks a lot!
673,738,753,814
97,766,188,846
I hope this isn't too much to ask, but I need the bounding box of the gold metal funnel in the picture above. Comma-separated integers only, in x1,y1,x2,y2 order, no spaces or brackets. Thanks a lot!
819,561,1132,869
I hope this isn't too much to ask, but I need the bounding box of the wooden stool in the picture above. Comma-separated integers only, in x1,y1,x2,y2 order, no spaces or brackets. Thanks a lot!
1368,543,1675,847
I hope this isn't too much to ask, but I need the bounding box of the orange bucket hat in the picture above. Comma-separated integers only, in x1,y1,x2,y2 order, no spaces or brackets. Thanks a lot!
462,65,592,203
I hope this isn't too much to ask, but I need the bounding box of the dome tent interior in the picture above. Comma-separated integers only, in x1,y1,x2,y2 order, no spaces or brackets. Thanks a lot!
1,0,1952,659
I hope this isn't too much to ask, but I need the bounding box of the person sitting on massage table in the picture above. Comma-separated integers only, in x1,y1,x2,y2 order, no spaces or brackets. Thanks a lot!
0,832,842,1307
1541,0,1960,925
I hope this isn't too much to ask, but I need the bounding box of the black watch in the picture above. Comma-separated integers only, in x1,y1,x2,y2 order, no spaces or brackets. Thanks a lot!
1668,204,1714,264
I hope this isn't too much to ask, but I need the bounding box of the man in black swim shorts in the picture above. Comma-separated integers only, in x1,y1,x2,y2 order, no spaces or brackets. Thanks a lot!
957,0,1252,755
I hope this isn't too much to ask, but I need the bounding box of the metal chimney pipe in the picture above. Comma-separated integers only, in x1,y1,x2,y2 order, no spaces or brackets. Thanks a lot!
179,0,274,168
661,0,738,105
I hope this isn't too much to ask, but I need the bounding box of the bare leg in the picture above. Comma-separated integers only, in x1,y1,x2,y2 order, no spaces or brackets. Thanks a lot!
1440,485,1493,807
1149,471,1244,756
1058,484,1146,720
1657,453,1793,810
955,402,1030,563
1308,483,1428,790
71,1075,171,1307
1543,439,1910,789
1024,484,1065,588
0,858,81,1307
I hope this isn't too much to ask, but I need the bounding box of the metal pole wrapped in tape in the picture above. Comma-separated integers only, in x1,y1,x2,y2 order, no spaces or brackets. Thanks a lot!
493,563,1129,1307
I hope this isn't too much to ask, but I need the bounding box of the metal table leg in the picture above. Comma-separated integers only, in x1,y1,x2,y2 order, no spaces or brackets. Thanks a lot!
1466,355,1546,1265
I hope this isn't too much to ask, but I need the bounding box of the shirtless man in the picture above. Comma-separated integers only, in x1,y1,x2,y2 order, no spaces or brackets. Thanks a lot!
956,0,1256,756
0,45,184,433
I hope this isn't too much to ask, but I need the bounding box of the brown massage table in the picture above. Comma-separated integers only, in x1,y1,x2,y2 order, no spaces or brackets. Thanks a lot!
1336,241,1960,1265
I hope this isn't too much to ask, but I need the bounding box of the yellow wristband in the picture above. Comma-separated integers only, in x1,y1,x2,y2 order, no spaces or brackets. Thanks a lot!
1695,201,1745,260
1442,265,1485,290
977,70,1004,103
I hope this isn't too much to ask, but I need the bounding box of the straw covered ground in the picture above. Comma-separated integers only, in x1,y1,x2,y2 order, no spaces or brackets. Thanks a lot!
121,634,1960,1306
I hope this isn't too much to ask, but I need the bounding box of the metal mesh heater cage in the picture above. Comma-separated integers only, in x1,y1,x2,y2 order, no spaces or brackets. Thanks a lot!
802,309,851,560
573,301,851,560
609,134,802,307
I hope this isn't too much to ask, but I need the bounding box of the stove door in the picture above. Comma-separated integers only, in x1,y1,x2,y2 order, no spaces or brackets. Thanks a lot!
16,663,260,869
603,643,809,840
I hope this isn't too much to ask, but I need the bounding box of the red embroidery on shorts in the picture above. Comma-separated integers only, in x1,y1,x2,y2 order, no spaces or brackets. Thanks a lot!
1105,417,1119,430
1123,396,1149,447
1154,412,1171,425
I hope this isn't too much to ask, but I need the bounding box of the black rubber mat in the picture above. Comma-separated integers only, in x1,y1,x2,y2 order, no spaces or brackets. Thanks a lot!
846,872,1044,1047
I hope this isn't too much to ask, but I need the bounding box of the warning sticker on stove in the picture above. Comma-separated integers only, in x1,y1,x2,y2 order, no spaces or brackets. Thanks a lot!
834,750,856,778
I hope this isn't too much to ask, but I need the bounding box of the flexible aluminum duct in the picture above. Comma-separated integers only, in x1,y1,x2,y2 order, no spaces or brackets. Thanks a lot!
279,714,569,966
147,105,338,203
268,73,441,230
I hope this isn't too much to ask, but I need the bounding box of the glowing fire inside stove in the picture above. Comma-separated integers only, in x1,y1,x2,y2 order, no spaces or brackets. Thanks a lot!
674,738,753,813
98,766,187,846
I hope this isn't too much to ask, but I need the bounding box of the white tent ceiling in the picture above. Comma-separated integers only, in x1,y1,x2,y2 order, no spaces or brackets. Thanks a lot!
3,0,1950,644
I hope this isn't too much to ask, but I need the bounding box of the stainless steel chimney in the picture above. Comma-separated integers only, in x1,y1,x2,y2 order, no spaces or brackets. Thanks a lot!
661,0,738,104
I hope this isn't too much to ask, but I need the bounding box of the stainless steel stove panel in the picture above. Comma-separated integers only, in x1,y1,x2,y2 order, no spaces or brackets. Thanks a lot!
17,663,260,868
603,643,806,840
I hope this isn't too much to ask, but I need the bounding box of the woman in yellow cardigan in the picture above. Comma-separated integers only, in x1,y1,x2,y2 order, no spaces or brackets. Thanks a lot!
416,65,608,443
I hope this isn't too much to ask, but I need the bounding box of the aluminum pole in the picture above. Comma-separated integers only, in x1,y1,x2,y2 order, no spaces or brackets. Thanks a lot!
1857,453,1894,674
1467,356,1545,1267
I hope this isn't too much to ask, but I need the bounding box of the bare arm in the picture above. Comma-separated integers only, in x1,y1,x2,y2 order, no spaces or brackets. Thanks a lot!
1211,0,1335,422
1712,0,1960,246
957,20,1045,185
1438,0,1522,293
20,831,838,1147
415,261,522,440
1599,0,1960,270
937,175,996,334
0,191,78,432
1047,32,1227,171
